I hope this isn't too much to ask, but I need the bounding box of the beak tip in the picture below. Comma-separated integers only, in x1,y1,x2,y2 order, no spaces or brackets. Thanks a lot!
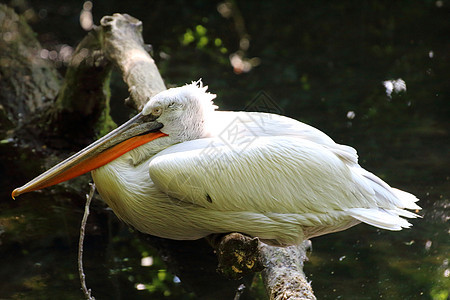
11,188,20,200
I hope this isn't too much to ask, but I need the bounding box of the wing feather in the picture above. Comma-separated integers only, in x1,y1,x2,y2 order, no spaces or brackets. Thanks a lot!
149,111,420,232
149,135,372,215
210,111,359,165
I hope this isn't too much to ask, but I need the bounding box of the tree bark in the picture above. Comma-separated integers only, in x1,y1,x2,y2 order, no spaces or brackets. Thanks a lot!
211,233,315,300
49,28,116,142
0,4,60,131
100,14,166,111
260,242,315,300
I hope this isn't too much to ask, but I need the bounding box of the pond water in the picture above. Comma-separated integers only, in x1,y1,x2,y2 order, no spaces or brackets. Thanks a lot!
1,1,448,299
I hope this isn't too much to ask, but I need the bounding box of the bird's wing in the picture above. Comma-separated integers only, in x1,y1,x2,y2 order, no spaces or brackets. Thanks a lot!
149,111,420,231
149,135,396,215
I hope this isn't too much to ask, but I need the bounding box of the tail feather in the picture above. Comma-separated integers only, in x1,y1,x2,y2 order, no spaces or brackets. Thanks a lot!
390,207,421,219
354,166,422,210
346,208,413,231
391,188,421,210
347,163,421,231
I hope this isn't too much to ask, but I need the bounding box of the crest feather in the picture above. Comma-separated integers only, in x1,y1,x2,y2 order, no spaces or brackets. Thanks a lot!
186,79,218,110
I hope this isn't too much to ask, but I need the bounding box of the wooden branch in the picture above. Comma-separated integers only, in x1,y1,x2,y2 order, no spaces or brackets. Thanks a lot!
260,242,316,300
212,233,315,300
99,14,166,110
210,233,264,279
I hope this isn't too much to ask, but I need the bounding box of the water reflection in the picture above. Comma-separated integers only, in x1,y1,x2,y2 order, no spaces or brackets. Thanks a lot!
383,78,406,98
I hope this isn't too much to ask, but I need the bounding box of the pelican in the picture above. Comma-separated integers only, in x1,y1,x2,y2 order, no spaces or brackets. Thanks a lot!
12,81,420,246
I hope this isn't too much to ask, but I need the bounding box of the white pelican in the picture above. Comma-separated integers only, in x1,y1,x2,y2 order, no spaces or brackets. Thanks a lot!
12,81,420,246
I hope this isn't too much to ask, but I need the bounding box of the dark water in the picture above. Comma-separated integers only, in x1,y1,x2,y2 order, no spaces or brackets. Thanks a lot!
1,1,449,299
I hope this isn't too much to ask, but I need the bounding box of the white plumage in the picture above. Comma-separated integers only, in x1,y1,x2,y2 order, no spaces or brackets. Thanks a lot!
89,81,420,246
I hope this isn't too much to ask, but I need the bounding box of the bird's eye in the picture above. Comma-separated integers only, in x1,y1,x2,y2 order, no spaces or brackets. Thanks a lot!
152,107,162,116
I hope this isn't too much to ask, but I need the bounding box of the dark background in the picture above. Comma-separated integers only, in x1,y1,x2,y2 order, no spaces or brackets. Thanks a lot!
0,1,448,299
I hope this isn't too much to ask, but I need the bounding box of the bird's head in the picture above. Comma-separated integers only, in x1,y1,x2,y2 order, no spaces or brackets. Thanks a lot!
142,80,217,141
12,81,216,198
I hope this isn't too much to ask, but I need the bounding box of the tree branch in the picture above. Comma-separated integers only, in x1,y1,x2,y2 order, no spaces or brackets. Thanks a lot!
211,233,315,299
99,14,166,110
260,242,315,300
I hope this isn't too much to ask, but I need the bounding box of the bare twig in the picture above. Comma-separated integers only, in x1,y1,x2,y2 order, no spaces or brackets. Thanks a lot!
78,182,97,300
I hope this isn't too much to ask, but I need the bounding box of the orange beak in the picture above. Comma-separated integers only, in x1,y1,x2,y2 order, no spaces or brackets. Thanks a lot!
12,112,167,198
